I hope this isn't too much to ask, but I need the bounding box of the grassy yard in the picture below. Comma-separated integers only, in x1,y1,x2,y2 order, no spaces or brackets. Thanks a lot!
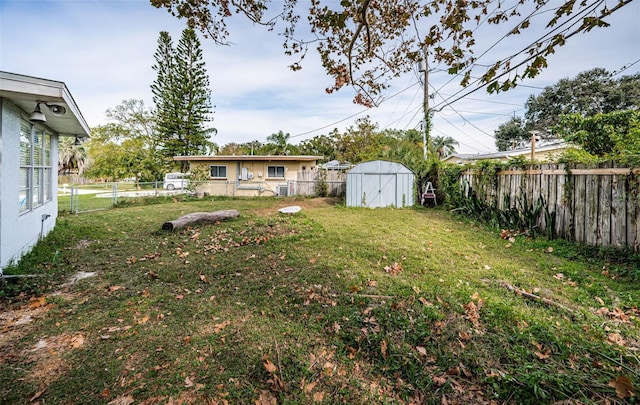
1,197,638,404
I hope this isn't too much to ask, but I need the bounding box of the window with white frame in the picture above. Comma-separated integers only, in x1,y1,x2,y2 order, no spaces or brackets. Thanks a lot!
19,120,52,214
209,165,227,178
267,165,285,178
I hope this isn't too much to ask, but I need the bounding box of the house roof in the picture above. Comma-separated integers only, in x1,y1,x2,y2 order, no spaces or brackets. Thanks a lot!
174,155,323,162
0,71,90,138
320,159,352,170
442,141,568,163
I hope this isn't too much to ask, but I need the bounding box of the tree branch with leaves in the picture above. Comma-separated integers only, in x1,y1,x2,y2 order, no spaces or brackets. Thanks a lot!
151,0,633,106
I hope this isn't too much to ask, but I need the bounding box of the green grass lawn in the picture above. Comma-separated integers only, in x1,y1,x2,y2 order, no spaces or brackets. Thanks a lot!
1,197,639,404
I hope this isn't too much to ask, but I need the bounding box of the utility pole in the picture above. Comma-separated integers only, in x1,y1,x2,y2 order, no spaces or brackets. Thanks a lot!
419,47,429,160
529,130,540,161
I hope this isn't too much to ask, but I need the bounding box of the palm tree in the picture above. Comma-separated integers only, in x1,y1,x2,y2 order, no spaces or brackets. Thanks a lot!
58,137,91,175
430,136,459,159
266,130,291,155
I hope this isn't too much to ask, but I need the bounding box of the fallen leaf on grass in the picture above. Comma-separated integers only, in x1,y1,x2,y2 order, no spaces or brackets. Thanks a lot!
313,391,325,402
534,347,551,360
109,285,125,293
384,262,402,275
463,301,481,326
71,334,85,349
304,381,317,393
29,296,47,309
256,390,277,405
176,248,189,258
199,274,209,284
381,339,388,359
108,395,135,405
137,315,150,325
322,362,335,376
607,333,627,347
458,331,472,341
609,375,635,399
433,376,447,386
263,356,277,374
214,320,231,333
416,346,427,357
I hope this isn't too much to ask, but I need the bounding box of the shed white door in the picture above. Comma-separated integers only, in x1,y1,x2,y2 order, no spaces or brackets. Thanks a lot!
362,174,397,208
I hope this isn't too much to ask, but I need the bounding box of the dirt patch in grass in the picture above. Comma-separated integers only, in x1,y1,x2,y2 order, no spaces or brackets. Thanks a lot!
0,299,53,348
26,333,83,390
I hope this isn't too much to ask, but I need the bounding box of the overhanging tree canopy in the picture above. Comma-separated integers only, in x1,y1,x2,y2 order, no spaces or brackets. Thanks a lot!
150,0,632,106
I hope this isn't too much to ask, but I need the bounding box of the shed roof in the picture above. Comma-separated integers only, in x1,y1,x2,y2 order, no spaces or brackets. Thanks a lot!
348,160,414,174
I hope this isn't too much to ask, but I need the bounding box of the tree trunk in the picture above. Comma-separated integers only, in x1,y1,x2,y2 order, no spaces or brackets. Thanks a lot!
162,210,239,231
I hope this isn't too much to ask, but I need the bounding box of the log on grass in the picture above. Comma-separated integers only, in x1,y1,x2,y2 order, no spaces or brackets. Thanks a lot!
162,210,239,231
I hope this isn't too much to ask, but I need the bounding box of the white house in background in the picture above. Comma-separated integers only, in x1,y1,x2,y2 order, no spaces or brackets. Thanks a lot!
0,71,90,274
442,141,569,165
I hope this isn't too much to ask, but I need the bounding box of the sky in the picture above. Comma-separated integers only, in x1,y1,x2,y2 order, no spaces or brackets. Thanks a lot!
1,0,639,155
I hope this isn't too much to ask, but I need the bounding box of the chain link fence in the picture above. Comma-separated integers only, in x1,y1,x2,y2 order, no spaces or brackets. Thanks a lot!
58,182,184,214
59,174,348,214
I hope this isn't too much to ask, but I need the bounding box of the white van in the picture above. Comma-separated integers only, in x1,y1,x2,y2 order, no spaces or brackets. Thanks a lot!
163,172,190,190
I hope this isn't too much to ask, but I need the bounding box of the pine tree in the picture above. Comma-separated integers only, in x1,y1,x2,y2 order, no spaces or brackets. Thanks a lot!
151,28,214,171
174,28,213,158
151,31,177,158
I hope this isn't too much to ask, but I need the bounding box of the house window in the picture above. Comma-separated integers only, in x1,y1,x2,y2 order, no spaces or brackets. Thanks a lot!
19,120,52,214
267,165,285,178
209,165,227,178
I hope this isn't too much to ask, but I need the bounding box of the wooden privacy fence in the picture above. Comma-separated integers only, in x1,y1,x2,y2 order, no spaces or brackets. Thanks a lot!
460,163,640,250
296,170,346,197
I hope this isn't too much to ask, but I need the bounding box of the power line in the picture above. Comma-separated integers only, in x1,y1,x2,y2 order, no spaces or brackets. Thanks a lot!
290,81,420,138
432,0,608,109
612,59,640,76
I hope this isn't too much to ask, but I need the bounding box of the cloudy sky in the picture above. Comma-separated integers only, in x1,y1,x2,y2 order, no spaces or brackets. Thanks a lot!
1,0,639,154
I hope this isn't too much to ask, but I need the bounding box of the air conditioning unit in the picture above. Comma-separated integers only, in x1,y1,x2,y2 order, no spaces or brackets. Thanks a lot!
277,185,289,196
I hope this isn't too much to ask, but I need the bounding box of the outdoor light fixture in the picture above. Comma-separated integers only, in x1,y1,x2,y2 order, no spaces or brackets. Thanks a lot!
74,136,82,145
47,103,66,116
29,102,46,123
29,101,67,123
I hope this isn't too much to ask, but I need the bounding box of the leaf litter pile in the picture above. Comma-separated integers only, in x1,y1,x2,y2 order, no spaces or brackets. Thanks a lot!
0,198,639,404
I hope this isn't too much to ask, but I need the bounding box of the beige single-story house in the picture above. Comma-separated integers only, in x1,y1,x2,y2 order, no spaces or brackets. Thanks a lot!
0,71,90,273
442,141,568,165
174,155,323,197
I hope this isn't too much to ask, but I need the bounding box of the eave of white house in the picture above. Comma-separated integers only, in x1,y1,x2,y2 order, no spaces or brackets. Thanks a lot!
0,71,90,138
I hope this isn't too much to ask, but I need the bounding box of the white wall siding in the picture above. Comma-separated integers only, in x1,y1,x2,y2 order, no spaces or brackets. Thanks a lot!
0,99,58,271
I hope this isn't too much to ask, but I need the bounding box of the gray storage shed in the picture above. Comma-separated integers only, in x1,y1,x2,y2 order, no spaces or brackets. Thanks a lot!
346,160,415,208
